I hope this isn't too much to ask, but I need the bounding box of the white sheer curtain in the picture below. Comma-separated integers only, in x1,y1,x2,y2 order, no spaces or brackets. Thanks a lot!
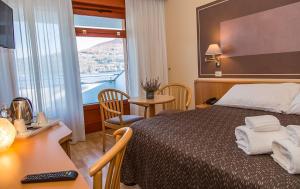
1,0,85,142
0,48,17,105
125,0,168,107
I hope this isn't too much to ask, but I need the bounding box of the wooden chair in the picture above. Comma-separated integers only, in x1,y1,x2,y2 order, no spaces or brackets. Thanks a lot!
157,83,192,115
89,127,133,189
98,89,147,152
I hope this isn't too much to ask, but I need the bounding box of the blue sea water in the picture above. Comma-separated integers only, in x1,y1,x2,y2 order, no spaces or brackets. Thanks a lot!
82,82,115,105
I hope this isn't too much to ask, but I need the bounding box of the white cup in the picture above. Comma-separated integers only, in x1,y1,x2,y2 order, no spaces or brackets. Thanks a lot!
37,112,48,126
14,119,27,134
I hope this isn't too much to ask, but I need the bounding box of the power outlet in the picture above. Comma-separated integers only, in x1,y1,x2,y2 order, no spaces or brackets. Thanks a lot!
215,71,222,77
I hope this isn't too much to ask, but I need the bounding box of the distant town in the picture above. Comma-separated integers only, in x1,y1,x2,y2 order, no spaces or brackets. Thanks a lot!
78,38,125,75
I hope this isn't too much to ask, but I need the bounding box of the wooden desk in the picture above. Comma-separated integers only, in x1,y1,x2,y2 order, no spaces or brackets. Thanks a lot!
129,95,175,117
0,122,89,189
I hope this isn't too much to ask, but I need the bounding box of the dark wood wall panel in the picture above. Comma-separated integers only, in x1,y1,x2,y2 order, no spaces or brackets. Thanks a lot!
72,0,125,9
84,101,130,134
72,0,125,19
197,0,300,78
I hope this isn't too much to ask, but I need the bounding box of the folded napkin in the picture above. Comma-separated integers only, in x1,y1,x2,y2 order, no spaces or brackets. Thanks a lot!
235,126,288,155
245,115,281,132
272,139,300,174
287,125,300,147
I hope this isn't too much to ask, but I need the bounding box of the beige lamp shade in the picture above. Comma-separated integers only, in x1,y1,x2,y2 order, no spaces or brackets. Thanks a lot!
0,118,16,152
205,44,222,55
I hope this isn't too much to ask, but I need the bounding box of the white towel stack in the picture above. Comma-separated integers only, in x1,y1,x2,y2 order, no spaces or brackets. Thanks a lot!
235,126,288,155
272,125,300,174
287,125,300,147
245,115,281,132
235,115,288,155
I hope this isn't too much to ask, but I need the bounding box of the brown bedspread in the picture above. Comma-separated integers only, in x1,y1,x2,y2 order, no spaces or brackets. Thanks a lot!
121,106,300,189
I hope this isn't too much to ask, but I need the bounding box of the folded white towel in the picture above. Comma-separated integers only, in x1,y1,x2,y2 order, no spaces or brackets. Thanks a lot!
287,125,300,147
272,139,300,174
245,115,281,132
235,126,288,155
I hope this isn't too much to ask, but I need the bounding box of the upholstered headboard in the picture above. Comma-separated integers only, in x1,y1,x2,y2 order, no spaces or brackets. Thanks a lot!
194,78,300,105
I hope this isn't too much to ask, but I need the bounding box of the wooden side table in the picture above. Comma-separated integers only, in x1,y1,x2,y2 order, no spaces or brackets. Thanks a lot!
129,95,175,117
196,104,212,109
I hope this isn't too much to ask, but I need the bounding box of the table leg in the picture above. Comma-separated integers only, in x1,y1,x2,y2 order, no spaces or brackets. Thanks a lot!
149,104,156,117
60,139,71,158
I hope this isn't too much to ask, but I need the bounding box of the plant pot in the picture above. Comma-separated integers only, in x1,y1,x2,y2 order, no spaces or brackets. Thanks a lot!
146,91,155,99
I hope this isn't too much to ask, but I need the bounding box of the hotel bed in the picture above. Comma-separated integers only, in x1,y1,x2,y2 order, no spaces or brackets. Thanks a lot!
121,106,300,188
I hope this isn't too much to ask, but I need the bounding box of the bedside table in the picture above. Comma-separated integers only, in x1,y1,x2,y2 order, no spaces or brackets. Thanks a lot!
196,104,212,109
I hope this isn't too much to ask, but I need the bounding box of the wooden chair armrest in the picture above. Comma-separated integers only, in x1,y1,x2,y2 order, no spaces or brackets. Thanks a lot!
89,128,132,176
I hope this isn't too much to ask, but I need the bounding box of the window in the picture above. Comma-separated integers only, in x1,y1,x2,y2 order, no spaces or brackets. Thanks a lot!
74,15,127,105
76,37,126,104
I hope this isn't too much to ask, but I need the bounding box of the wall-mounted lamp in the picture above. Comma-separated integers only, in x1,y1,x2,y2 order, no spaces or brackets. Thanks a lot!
205,44,222,77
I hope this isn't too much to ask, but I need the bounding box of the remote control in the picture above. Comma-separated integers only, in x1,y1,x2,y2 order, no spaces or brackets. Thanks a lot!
21,170,78,184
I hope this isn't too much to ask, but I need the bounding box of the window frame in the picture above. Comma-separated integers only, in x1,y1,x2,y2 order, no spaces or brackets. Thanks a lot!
75,28,126,38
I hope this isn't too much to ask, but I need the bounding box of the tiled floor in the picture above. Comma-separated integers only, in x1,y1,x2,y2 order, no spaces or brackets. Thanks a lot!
70,131,140,189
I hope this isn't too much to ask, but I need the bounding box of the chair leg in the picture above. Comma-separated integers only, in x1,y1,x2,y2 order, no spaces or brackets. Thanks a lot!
102,132,106,152
102,123,107,153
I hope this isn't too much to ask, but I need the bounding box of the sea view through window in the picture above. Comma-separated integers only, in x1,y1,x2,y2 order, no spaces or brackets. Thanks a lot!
76,37,126,105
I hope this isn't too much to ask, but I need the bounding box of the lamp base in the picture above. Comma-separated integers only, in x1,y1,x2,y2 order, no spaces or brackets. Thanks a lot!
215,71,222,77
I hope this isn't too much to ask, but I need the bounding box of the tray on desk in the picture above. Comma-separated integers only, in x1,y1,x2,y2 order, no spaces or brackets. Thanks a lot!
16,120,60,139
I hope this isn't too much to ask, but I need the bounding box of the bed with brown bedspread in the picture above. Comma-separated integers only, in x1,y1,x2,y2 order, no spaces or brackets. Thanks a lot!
121,106,300,189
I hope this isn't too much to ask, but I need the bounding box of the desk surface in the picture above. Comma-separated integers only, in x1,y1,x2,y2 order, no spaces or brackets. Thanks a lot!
0,122,89,189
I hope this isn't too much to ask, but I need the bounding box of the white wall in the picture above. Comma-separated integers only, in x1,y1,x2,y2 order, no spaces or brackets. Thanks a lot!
165,0,215,108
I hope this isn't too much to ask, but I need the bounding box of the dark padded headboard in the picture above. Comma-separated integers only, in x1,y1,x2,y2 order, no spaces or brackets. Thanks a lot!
197,0,300,79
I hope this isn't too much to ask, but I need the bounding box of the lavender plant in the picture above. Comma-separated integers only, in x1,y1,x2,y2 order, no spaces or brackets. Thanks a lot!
141,78,161,92
141,78,161,99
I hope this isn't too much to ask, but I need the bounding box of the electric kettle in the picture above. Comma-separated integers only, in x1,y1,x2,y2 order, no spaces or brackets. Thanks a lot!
10,97,33,125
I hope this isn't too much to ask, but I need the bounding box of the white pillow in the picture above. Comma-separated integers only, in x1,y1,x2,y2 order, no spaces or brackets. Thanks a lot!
216,83,300,113
286,93,300,115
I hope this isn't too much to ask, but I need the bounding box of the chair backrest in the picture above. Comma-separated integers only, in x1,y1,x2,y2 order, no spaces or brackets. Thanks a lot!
98,89,130,120
89,127,133,189
157,83,192,111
